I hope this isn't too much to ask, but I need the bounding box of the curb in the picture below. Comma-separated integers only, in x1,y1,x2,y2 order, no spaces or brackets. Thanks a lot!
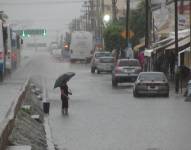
0,79,29,150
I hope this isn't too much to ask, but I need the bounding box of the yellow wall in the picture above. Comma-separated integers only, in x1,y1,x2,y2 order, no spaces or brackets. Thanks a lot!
184,50,191,69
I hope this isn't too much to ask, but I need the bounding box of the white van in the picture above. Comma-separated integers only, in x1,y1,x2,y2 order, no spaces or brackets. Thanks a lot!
70,31,93,61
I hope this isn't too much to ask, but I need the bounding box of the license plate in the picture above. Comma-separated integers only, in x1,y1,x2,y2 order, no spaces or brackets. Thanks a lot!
148,86,158,90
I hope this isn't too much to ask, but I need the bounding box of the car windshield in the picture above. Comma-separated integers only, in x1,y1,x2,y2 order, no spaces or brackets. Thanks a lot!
139,73,166,81
118,60,140,67
95,52,112,58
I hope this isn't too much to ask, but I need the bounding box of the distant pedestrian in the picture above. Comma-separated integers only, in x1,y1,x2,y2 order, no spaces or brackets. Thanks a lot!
175,66,180,93
138,52,144,70
60,83,72,115
169,51,175,79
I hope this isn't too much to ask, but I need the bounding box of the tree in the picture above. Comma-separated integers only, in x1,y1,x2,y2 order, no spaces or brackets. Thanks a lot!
103,22,126,51
103,0,146,50
129,0,146,47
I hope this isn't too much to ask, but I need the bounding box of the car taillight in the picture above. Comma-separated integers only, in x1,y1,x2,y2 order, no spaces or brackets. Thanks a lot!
115,66,122,73
0,52,4,59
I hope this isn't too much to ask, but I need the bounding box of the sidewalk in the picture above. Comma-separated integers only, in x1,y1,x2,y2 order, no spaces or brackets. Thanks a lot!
169,78,187,99
0,49,36,123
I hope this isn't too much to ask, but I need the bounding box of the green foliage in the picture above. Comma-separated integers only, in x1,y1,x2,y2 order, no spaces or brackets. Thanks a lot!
103,0,146,50
103,22,126,51
129,0,146,47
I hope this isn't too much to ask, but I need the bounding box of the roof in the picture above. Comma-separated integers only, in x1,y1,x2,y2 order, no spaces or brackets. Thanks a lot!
166,36,190,50
153,35,190,52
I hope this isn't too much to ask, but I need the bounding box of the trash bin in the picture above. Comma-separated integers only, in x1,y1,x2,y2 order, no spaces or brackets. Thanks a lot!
43,102,50,114
187,80,191,97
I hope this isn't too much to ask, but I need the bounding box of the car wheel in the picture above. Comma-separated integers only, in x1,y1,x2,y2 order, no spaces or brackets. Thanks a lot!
133,90,139,97
91,67,95,73
0,72,3,82
112,79,118,87
164,92,169,97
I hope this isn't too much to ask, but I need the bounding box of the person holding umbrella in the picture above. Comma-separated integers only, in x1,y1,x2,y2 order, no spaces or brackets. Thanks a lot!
54,72,75,115
60,82,72,115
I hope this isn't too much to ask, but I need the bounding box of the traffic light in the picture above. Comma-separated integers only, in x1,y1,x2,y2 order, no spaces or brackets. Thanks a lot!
43,29,46,36
22,30,25,37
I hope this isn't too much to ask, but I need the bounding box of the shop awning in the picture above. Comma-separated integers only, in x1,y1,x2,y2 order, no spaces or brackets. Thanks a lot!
166,36,190,50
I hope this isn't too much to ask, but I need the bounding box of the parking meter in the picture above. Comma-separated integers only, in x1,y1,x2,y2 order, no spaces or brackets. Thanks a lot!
187,80,191,97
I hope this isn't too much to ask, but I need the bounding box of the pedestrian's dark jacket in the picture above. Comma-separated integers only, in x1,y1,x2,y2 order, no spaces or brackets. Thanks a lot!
60,84,70,109
60,84,69,98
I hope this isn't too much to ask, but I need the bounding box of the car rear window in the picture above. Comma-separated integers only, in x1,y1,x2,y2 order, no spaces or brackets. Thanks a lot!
118,60,140,66
139,73,166,81
100,57,114,63
95,52,112,58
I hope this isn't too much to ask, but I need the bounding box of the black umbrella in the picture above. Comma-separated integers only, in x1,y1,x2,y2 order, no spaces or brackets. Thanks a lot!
54,72,75,88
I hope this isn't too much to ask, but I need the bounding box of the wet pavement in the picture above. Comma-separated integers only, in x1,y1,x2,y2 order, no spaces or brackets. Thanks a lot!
43,53,191,150
6,49,191,150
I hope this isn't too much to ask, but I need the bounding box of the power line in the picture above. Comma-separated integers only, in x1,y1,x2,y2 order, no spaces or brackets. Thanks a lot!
0,0,86,6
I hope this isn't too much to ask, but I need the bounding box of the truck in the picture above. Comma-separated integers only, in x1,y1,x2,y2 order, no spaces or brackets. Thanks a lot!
70,31,93,62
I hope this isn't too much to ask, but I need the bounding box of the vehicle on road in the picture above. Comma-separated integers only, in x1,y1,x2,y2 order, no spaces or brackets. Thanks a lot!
0,20,5,81
96,56,114,74
133,72,169,97
70,31,93,62
91,51,112,73
112,59,142,87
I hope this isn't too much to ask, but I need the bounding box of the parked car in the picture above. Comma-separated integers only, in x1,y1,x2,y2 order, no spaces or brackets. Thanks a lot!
112,59,142,86
96,57,114,74
133,72,169,97
91,51,112,73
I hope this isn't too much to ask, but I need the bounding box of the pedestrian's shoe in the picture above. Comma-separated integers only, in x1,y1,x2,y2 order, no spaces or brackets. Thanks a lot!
62,109,65,114
65,108,68,115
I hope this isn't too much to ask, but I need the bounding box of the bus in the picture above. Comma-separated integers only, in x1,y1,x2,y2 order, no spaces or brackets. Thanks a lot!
0,20,4,81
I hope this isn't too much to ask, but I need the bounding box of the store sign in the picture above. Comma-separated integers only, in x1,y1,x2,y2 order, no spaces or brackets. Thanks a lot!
178,15,187,30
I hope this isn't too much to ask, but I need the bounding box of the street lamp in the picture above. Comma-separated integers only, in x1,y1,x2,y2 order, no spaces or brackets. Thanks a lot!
103,14,111,24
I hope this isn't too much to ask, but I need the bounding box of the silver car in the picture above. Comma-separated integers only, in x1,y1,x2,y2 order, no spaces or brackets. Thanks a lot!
96,57,114,74
133,72,169,97
91,51,112,73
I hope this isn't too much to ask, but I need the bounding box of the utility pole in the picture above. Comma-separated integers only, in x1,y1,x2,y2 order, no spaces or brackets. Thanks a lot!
145,0,150,49
101,0,104,49
190,0,191,52
174,0,178,56
89,0,94,31
126,0,130,48
112,0,117,22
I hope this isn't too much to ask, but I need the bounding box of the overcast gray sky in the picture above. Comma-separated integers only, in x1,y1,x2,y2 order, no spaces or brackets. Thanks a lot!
0,0,85,40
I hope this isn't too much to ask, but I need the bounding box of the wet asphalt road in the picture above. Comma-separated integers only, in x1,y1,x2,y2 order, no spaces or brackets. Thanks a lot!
19,49,191,150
